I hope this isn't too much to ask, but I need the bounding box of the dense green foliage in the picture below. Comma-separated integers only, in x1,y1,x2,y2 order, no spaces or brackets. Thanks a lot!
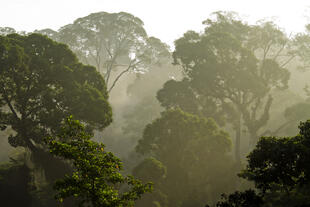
211,190,263,207
0,33,112,152
0,33,114,206
46,117,152,207
209,120,310,207
239,120,310,206
136,109,235,206
132,157,167,207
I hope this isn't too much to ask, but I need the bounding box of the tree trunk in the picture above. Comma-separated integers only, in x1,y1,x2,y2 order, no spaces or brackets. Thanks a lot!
235,113,242,167
249,130,258,149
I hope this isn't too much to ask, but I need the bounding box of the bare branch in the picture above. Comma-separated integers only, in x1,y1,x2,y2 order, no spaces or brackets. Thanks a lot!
108,62,133,93
280,55,296,68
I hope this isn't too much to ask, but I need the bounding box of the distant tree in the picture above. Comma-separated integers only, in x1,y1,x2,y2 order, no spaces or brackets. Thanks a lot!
36,12,170,93
260,102,310,137
161,12,292,163
33,28,58,40
157,78,227,126
291,24,310,70
0,27,27,36
121,64,180,145
0,33,112,152
0,27,16,35
132,157,168,207
136,109,234,207
46,116,152,206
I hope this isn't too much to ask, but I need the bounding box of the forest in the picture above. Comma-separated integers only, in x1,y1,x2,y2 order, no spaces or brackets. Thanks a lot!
2,10,310,207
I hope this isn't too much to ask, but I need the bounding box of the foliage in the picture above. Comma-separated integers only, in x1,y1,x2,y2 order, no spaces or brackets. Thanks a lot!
46,116,152,207
132,157,168,207
159,12,294,163
237,120,310,206
210,190,263,207
258,93,308,138
0,33,112,152
0,27,16,35
36,12,170,93
157,79,226,126
292,24,310,71
284,102,310,122
132,157,166,183
207,120,310,207
280,102,310,135
136,108,235,207
240,121,310,192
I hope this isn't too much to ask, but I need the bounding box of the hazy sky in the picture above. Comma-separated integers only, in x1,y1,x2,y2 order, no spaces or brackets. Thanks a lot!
1,0,310,46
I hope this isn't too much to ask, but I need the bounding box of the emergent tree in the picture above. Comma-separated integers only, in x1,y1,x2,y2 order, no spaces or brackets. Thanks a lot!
36,12,170,93
159,12,292,163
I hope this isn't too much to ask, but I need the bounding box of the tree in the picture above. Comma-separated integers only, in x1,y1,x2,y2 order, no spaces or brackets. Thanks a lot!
46,116,152,207
206,120,310,207
260,102,310,137
157,78,227,126
238,120,310,206
291,24,310,71
0,27,16,35
0,33,112,152
36,12,170,93
136,108,234,207
209,190,263,207
240,120,310,192
132,157,168,207
161,12,292,163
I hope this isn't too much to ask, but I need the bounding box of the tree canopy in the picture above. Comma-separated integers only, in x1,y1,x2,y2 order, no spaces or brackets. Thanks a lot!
229,120,310,206
136,108,234,206
158,12,292,162
36,12,170,93
0,33,112,152
46,116,152,207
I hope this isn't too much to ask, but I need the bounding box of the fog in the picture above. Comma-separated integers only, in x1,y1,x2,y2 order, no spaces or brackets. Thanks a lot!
1,2,310,207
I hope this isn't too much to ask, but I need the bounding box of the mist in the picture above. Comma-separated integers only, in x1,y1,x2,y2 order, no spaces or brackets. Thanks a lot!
1,3,310,207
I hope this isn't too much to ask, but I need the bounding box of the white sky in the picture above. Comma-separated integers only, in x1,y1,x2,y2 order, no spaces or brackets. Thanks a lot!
1,0,310,46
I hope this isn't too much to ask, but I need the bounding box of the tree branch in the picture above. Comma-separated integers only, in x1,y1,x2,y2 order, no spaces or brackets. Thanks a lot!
0,84,19,120
108,62,133,93
280,55,296,68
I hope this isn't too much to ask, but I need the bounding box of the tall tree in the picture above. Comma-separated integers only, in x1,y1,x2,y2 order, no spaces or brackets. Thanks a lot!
160,12,292,163
0,33,112,152
136,109,234,207
36,12,170,93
